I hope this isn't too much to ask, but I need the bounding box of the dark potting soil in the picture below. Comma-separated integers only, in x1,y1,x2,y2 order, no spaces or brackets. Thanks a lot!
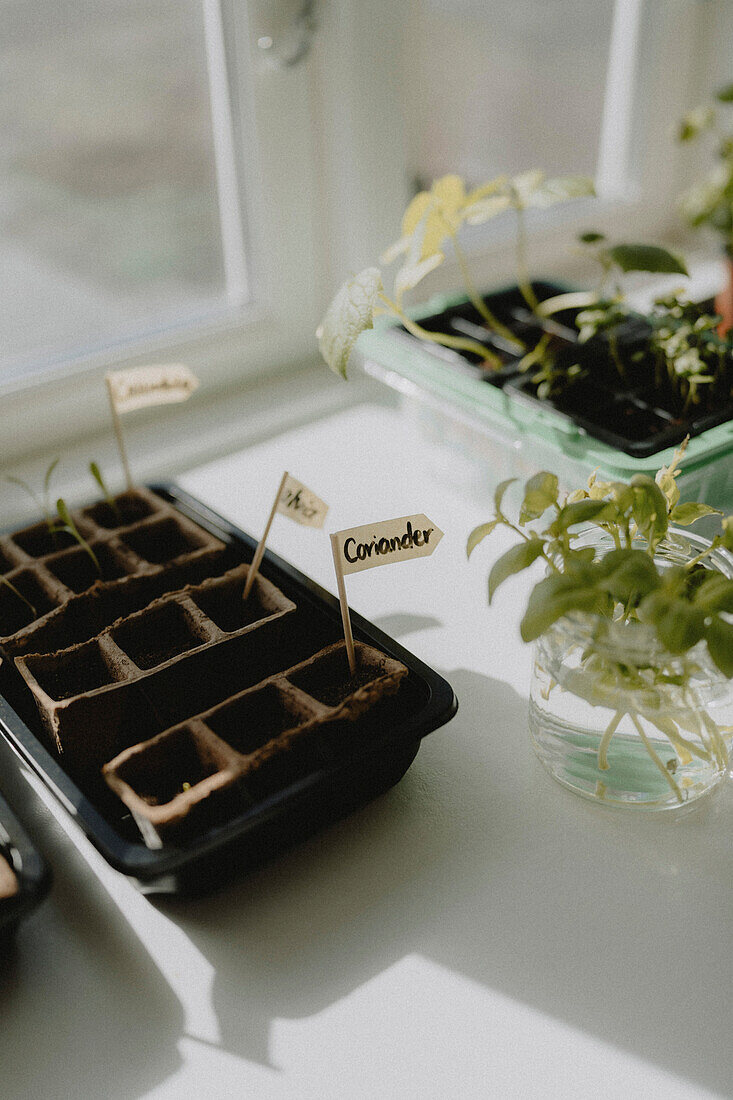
112,602,206,671
399,283,733,457
34,645,117,701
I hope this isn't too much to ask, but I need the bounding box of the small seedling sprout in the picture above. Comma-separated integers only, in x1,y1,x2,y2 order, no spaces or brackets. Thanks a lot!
0,574,36,618
89,462,120,521
52,499,100,575
5,458,60,531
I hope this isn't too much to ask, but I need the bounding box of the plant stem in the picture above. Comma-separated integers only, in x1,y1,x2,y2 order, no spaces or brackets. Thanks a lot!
451,233,525,351
0,575,36,618
608,330,626,381
597,710,624,770
536,291,598,318
515,207,539,313
381,296,503,367
630,713,684,803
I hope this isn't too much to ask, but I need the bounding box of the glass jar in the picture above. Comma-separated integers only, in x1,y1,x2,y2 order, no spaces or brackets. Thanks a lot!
528,530,733,809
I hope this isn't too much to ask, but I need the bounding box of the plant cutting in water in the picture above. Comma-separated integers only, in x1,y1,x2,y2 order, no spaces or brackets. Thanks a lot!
467,443,733,804
317,170,595,378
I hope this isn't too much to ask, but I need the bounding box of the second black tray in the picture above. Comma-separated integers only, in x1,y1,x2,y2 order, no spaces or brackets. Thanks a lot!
0,788,51,940
0,485,457,894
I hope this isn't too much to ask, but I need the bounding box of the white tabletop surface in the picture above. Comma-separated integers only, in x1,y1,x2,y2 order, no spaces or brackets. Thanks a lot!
2,389,733,1100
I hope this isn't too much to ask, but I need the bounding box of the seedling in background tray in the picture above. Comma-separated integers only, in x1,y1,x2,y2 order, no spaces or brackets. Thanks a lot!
678,80,733,257
317,170,595,378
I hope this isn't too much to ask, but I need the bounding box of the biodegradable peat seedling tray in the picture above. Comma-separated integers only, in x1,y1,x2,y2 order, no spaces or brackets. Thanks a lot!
0,788,51,941
0,486,457,894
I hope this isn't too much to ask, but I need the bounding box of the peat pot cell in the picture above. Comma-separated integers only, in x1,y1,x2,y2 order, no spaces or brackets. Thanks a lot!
26,639,122,701
205,684,312,756
0,545,19,575
0,571,58,636
45,544,129,594
193,577,277,634
11,523,77,558
83,491,157,530
289,648,384,708
121,517,206,565
111,725,232,807
111,601,208,670
243,741,323,804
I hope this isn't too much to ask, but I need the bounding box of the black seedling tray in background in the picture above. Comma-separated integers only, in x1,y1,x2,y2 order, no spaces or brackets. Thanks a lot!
0,485,457,895
0,787,52,940
397,282,733,458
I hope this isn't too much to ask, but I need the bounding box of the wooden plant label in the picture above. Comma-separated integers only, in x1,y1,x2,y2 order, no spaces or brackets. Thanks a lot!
330,514,444,674
105,364,200,489
332,514,444,576
277,474,329,529
243,471,329,599
106,364,199,413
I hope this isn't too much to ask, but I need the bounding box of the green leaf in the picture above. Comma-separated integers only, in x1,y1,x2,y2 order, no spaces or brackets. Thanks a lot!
466,519,500,559
494,478,517,515
488,538,545,603
55,499,100,574
394,253,445,301
638,592,705,653
720,516,733,551
0,574,36,617
678,106,715,141
519,472,558,525
316,268,383,378
526,175,596,209
578,230,605,244
693,573,733,614
705,616,733,677
630,475,669,546
549,498,616,535
670,502,721,526
716,83,733,103
599,548,661,604
43,458,59,498
519,573,606,642
607,244,689,277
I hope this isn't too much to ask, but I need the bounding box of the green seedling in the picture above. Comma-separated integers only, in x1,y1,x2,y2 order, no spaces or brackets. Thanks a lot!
678,81,733,254
467,442,733,800
0,574,36,619
89,461,120,521
5,458,60,531
645,295,730,412
537,232,689,321
317,170,595,378
51,499,100,575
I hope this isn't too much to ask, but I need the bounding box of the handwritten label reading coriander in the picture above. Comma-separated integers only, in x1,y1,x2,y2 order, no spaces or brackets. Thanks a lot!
333,514,444,576
106,364,199,414
277,474,328,529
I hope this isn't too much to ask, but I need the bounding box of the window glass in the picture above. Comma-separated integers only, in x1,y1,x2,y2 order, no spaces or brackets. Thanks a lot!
0,0,242,382
404,0,616,187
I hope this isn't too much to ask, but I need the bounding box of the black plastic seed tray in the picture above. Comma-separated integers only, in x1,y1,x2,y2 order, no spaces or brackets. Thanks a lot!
0,485,457,895
0,788,51,940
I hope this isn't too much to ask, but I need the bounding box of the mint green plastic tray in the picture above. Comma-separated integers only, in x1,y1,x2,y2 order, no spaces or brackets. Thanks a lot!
359,291,733,508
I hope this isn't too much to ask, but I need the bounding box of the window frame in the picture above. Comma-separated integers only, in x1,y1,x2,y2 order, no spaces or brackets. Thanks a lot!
0,0,712,470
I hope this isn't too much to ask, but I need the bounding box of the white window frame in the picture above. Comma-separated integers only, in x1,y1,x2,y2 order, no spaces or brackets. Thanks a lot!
0,0,714,475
